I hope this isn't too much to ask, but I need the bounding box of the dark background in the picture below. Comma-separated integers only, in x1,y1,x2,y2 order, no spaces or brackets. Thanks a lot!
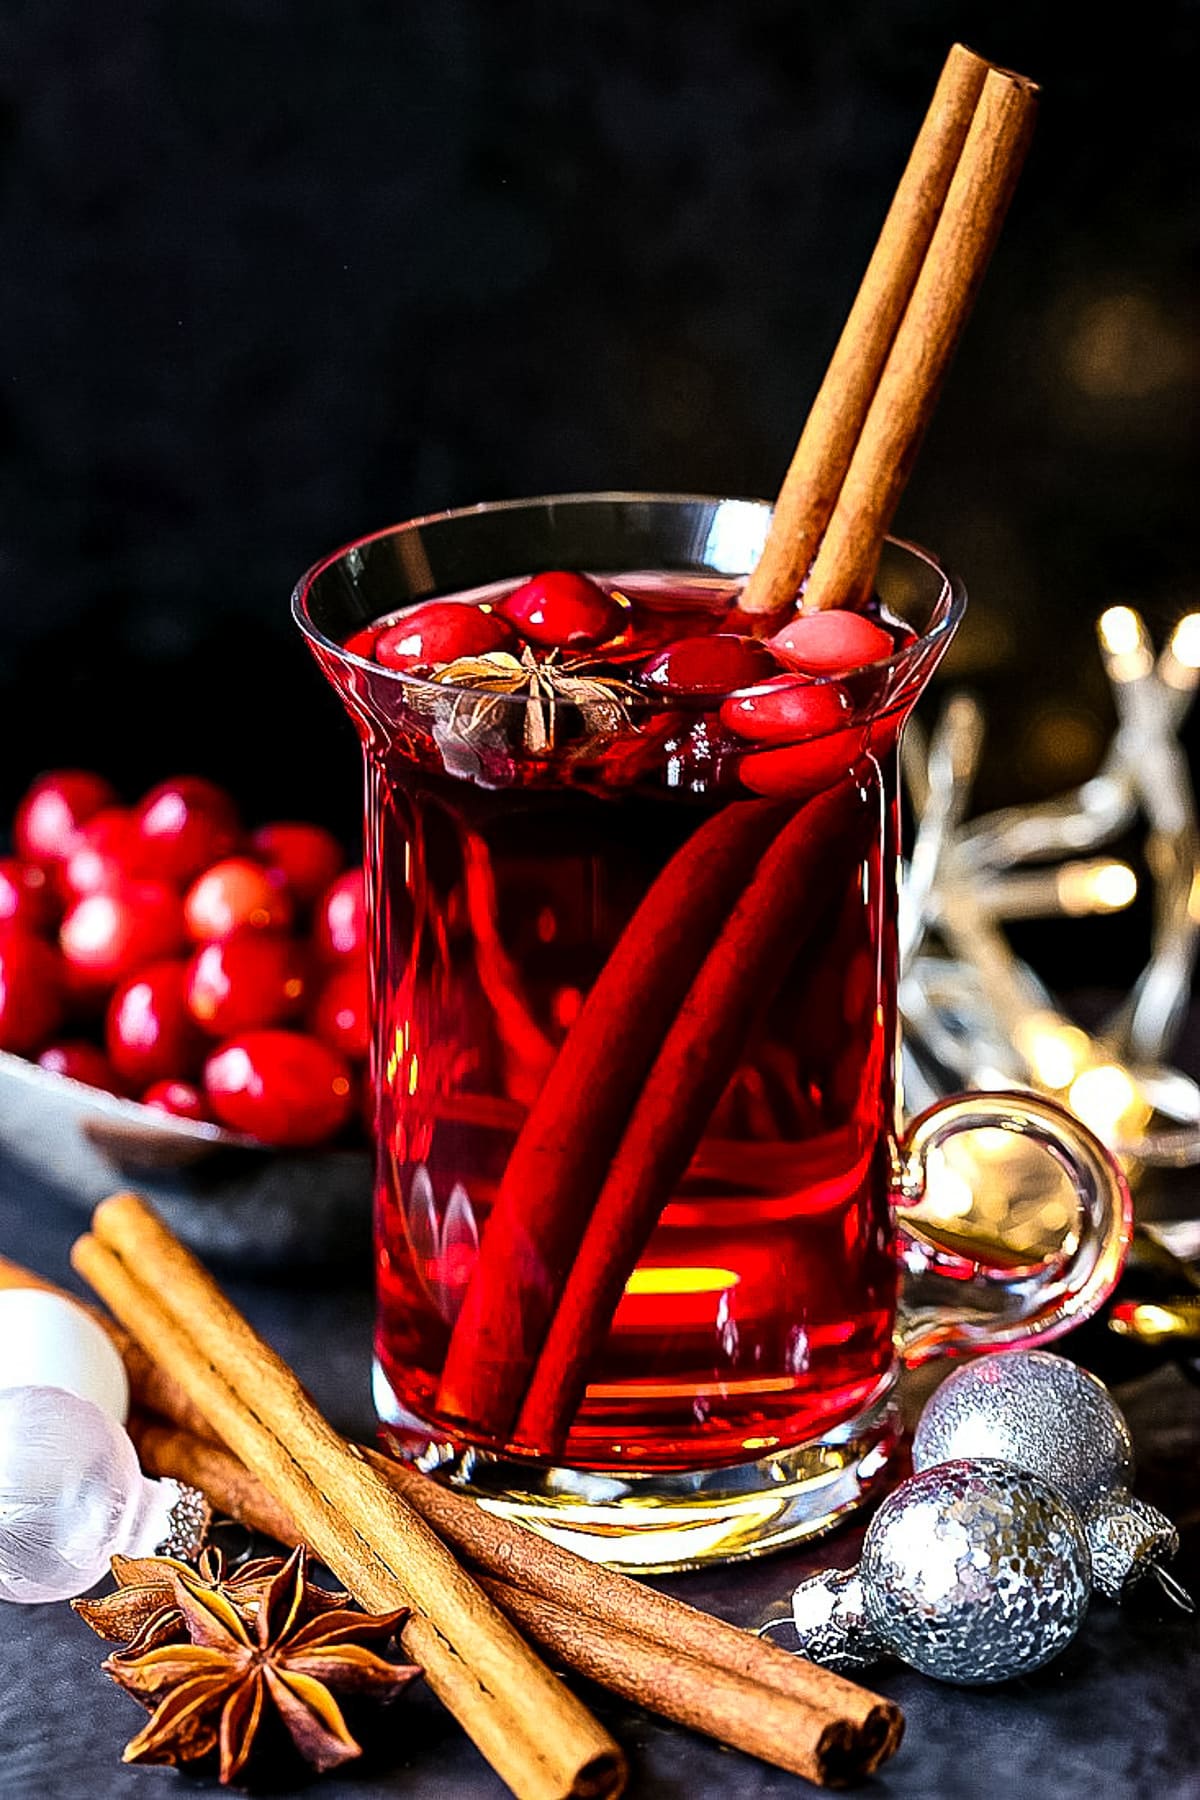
0,2,1195,861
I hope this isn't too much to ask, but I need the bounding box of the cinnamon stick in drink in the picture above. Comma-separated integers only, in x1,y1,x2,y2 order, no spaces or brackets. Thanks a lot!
739,41,991,617
437,797,786,1435
73,1196,625,1800
800,66,1038,613
511,780,867,1451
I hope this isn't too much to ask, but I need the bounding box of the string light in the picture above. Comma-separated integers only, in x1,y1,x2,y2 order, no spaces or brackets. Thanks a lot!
1068,1065,1151,1146
1012,1015,1090,1091
1097,606,1154,681
1057,859,1138,915
902,605,1200,1168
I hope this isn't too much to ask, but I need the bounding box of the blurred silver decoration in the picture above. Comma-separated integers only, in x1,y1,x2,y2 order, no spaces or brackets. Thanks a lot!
780,1460,1092,1685
912,1350,1190,1607
900,606,1200,1168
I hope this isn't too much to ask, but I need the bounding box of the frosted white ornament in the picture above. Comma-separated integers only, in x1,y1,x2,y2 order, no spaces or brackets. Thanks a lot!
0,1290,129,1423
0,1386,207,1605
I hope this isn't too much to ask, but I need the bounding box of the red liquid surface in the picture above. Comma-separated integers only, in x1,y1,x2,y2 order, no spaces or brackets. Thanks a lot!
357,575,904,1471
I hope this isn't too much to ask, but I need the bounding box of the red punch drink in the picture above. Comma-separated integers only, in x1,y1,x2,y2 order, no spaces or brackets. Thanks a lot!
352,568,905,1472
297,495,1128,1568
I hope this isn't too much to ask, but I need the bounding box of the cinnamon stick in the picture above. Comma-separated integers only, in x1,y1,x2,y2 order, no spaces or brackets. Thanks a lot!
437,797,785,1435
799,65,1037,613
480,1577,896,1788
515,780,866,1450
4,1246,897,1762
739,41,991,616
2,1241,901,1783
73,1197,625,1800
130,1418,902,1785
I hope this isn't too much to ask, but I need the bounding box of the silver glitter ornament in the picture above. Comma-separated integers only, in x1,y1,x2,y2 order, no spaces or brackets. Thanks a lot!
782,1459,1092,1684
912,1351,1189,1606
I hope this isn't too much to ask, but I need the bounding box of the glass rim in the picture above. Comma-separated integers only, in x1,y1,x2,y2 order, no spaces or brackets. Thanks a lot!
291,489,966,706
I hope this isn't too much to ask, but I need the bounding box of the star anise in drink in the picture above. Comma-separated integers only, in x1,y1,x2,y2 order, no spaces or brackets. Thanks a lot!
99,1546,417,1785
430,645,641,753
74,1546,348,1655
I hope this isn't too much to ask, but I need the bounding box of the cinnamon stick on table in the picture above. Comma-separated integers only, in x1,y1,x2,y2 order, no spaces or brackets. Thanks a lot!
740,45,1037,619
72,1195,625,1800
130,1418,902,1786
0,1247,903,1787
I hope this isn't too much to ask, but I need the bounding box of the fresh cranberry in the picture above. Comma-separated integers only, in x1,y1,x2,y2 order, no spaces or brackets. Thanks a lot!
60,809,151,900
769,609,894,675
183,858,293,942
496,571,625,649
719,674,853,744
185,931,310,1036
0,858,58,935
105,959,205,1087
59,880,186,992
739,730,865,799
142,1078,212,1122
310,961,371,1062
373,601,513,671
203,1029,354,1147
249,823,345,910
14,771,119,866
640,633,782,698
134,777,242,887
0,932,65,1054
37,1041,123,1094
313,869,367,961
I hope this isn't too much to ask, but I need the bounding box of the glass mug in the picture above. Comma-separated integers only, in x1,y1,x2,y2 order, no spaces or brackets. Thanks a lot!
295,493,1130,1571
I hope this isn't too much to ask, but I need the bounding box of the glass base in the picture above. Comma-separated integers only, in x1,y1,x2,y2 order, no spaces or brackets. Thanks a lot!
374,1364,900,1573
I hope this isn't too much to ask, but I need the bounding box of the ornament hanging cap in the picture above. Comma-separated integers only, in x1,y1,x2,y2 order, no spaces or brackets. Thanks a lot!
1080,1491,1187,1605
155,1481,211,1563
773,1567,886,1673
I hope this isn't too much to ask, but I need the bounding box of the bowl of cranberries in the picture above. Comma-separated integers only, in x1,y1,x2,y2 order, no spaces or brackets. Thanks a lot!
0,771,372,1267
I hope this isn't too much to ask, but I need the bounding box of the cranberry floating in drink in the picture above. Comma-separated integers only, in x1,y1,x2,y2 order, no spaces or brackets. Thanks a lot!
496,570,626,648
373,598,514,671
295,494,1128,1571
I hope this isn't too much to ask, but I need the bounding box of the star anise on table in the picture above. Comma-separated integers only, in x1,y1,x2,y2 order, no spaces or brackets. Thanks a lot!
98,1546,417,1785
429,645,641,752
73,1546,348,1656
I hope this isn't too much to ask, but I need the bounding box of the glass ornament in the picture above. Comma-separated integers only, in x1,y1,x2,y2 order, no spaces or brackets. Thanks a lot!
0,1386,206,1605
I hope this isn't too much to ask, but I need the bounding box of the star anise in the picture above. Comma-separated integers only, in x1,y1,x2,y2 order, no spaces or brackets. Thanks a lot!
74,1547,348,1656
429,645,640,753
100,1546,417,1785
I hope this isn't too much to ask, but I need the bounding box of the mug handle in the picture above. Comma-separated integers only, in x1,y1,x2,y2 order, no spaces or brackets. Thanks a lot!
893,1090,1133,1366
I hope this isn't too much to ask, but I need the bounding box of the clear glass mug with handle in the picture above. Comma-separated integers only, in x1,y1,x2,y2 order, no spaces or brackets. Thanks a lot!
295,493,1131,1571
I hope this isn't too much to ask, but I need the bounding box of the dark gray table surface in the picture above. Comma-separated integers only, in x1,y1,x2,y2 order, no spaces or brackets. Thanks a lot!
2,1169,1198,1800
